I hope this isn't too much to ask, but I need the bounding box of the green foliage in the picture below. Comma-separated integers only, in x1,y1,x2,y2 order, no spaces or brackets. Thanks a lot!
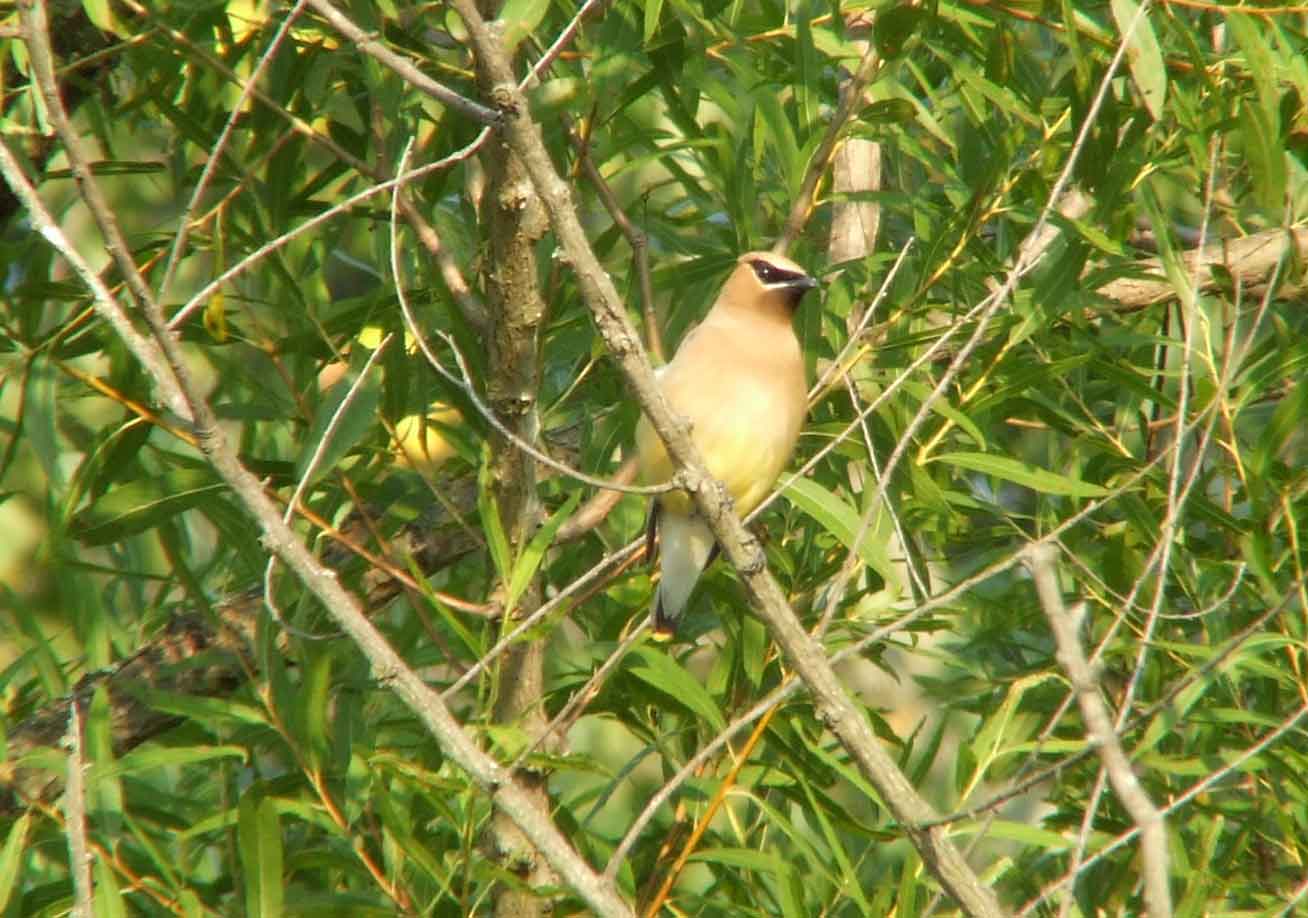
2,0,1308,914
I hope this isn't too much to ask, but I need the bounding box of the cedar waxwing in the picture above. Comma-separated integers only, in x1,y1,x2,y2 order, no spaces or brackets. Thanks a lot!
635,251,818,639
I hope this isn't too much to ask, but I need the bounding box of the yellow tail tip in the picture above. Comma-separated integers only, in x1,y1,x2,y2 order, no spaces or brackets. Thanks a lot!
650,625,676,643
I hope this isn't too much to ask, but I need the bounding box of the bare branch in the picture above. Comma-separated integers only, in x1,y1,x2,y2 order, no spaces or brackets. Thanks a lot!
1096,226,1308,309
774,41,883,255
447,1,1003,912
564,116,664,363
1028,545,1173,918
64,700,94,918
304,0,500,125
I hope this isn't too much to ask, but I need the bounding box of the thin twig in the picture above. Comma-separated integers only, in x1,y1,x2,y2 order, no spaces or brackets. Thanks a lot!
449,1,1005,911
157,0,311,300
773,41,883,254
116,0,490,330
523,0,610,82
640,706,781,916
263,335,394,639
443,539,644,701
304,0,499,125
167,130,491,331
563,113,663,363
1017,699,1308,916
390,144,672,498
1028,545,1172,917
512,623,648,770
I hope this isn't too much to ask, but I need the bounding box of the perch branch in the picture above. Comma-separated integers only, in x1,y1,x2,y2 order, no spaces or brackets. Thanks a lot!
447,1,1003,913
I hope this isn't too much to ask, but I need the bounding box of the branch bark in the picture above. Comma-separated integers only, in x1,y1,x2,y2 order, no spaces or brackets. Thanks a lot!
1028,545,1173,918
473,11,558,912
1096,226,1308,309
448,2,1004,913
8,5,631,911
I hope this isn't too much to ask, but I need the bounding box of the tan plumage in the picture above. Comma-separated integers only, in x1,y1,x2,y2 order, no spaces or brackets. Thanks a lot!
636,251,818,639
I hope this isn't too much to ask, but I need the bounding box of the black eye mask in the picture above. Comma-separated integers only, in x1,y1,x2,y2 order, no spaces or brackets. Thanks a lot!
748,259,807,286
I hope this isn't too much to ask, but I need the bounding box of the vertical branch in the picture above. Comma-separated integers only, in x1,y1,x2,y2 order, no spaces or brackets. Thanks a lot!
1028,545,1173,918
827,19,882,295
446,3,1004,914
773,41,882,255
470,10,556,916
65,698,94,918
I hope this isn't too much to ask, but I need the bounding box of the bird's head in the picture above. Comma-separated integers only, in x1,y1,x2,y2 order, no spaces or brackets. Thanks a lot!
726,251,819,318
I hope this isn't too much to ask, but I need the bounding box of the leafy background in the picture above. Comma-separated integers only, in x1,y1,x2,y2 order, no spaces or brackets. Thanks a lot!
2,0,1307,915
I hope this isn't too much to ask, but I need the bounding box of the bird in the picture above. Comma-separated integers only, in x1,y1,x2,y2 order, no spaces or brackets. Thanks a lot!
635,250,818,640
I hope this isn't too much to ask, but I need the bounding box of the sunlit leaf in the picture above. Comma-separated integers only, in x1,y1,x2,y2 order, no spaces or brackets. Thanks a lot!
929,452,1109,498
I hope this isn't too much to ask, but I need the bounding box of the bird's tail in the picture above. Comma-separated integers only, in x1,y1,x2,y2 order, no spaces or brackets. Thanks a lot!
650,512,717,641
651,593,679,642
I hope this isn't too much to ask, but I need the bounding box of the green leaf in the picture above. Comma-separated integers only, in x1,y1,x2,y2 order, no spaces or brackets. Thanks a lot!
755,89,802,196
643,0,665,45
112,744,248,777
477,450,512,588
296,364,382,486
783,477,898,589
874,6,926,60
1226,13,1279,117
853,98,918,128
929,452,1109,498
239,794,284,918
499,0,551,53
959,819,1072,851
45,160,167,178
1110,0,1167,119
1239,102,1287,217
132,690,270,729
80,0,128,38
629,645,725,730
797,778,874,914
0,812,29,912
93,858,127,918
69,467,224,546
505,491,580,613
795,6,818,134
26,358,62,492
692,846,792,874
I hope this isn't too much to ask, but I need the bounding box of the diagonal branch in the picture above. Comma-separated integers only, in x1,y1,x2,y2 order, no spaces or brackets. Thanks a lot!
1028,545,1173,917
10,8,631,914
773,40,883,255
304,0,500,125
446,1,1004,913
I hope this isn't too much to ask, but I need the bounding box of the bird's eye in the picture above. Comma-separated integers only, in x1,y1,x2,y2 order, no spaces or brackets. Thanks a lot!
749,260,802,285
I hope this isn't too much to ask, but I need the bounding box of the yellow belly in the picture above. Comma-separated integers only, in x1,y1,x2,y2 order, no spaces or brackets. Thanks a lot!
635,392,799,518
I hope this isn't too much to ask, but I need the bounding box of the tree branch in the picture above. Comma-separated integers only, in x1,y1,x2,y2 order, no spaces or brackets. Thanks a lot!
10,7,631,911
64,699,94,918
447,1,1004,913
303,0,500,125
1096,226,1308,309
1027,545,1173,917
